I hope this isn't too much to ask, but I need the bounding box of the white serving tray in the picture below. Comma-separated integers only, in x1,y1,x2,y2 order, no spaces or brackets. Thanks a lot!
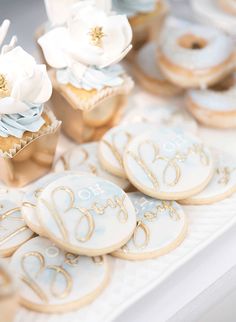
14,91,236,322
14,195,236,322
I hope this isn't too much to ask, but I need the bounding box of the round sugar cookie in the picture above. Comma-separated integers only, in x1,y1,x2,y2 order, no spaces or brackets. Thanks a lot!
181,151,236,205
134,42,183,97
124,127,214,200
10,236,109,313
22,172,84,236
54,142,130,191
37,174,136,256
99,123,155,178
112,192,188,260
121,101,198,135
0,189,34,257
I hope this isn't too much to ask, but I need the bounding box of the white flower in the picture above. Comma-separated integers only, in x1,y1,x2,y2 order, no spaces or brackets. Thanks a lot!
44,0,79,26
44,0,113,26
0,46,52,115
38,3,132,75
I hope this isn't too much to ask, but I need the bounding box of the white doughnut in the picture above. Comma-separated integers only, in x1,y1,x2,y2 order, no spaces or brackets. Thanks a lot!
159,22,235,88
191,0,236,38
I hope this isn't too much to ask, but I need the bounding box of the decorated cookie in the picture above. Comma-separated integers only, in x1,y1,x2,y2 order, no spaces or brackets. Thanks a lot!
22,172,84,236
134,42,182,96
181,151,236,205
112,192,188,260
10,236,109,313
54,142,130,191
121,96,198,134
124,127,214,200
0,260,18,322
99,123,155,178
0,189,34,257
37,174,136,256
186,74,236,129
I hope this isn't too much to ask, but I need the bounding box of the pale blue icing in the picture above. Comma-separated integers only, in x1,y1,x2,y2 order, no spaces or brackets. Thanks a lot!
112,0,156,16
56,64,125,91
0,105,45,138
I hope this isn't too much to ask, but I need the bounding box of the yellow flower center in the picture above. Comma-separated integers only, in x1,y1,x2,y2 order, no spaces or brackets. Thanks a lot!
0,74,9,98
89,26,105,47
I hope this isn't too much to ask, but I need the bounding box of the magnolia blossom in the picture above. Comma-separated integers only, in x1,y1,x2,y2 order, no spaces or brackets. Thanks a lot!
44,0,79,26
44,0,112,26
0,46,52,115
38,3,132,78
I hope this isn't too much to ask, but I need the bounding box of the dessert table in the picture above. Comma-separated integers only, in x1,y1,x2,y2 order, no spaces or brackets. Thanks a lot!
1,1,236,321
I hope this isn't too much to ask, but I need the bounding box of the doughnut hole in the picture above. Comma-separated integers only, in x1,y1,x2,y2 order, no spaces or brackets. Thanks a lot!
178,34,207,50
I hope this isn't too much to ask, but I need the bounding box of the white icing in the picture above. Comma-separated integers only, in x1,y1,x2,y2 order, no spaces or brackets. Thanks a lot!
124,127,214,198
191,0,236,37
54,142,130,190
160,23,234,70
99,123,156,177
37,174,136,255
136,42,165,81
10,236,109,307
114,192,187,257
0,190,33,255
188,79,236,111
121,97,198,134
182,151,236,202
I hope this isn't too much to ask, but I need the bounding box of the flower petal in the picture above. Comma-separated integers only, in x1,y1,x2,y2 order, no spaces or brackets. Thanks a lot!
11,64,52,104
38,27,70,69
44,0,78,26
0,97,29,115
0,46,36,86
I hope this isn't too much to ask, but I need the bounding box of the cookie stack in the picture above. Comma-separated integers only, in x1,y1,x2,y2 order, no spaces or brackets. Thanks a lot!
132,3,236,129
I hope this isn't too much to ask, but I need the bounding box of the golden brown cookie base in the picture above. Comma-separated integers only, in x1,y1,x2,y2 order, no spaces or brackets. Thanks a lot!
159,51,236,88
186,96,236,128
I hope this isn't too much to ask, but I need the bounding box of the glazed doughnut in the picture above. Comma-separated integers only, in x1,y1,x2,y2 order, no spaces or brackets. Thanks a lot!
186,74,236,128
158,23,236,88
133,42,182,96
191,0,236,38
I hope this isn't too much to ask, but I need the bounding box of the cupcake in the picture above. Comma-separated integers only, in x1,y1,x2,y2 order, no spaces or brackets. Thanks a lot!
38,2,133,143
0,20,61,187
112,0,168,50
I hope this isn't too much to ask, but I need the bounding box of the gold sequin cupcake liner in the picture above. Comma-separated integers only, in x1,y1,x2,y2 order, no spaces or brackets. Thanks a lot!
0,108,61,187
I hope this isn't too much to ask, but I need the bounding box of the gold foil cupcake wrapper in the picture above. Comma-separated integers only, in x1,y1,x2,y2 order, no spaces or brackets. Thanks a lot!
49,69,133,143
0,108,61,187
0,107,61,159
50,69,134,112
